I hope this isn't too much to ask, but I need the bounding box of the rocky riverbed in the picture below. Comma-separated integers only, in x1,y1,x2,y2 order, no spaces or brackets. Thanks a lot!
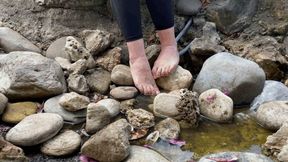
0,0,288,162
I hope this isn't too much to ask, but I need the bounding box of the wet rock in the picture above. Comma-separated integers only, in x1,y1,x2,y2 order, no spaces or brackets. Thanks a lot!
155,118,180,140
278,144,288,162
6,113,63,146
206,0,258,35
263,122,288,159
156,66,193,91
67,59,87,74
250,81,288,111
67,74,89,95
85,68,111,94
65,36,90,62
96,47,122,72
190,22,225,56
153,93,181,118
199,89,233,123
96,99,120,117
81,119,131,162
124,145,169,162
111,64,134,86
85,103,111,134
176,0,202,16
0,137,29,162
110,86,138,100
59,92,90,112
193,52,266,105
224,36,288,80
2,102,38,124
41,130,81,157
0,52,67,99
120,99,137,114
0,93,8,115
80,30,113,56
46,36,76,59
44,94,86,124
256,101,288,130
55,57,71,70
0,27,41,53
127,109,155,129
199,152,272,162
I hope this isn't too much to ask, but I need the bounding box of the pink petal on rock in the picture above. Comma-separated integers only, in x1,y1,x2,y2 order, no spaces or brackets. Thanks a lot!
168,139,186,147
80,155,99,162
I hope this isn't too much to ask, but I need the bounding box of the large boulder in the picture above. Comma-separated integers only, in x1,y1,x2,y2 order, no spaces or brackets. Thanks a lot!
6,113,63,146
256,101,288,130
124,145,169,162
193,52,266,105
250,81,288,111
0,27,41,53
206,0,258,35
81,119,131,162
0,52,66,99
44,94,86,124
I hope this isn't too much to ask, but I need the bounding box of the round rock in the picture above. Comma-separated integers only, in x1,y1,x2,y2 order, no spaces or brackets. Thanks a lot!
111,64,134,86
2,102,38,124
199,89,233,123
156,66,193,91
110,86,138,100
96,99,120,117
59,92,90,112
127,109,155,129
6,113,63,146
41,130,81,156
0,93,8,115
256,101,288,130
153,93,180,118
155,118,180,140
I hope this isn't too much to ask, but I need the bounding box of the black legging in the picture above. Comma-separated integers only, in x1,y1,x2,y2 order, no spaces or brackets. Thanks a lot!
111,0,174,42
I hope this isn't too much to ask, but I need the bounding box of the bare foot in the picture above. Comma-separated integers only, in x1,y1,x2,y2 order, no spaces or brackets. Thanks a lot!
152,45,179,79
152,27,179,79
130,56,160,95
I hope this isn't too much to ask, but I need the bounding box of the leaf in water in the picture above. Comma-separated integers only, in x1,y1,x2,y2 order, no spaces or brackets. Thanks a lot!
149,139,194,162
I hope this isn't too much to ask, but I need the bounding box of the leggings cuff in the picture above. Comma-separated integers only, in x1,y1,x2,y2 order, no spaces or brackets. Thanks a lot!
125,34,143,42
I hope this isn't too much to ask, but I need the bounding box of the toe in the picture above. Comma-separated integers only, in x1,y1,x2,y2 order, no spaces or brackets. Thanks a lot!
163,67,170,76
160,68,166,77
136,84,145,94
157,68,163,78
152,66,159,79
143,85,151,96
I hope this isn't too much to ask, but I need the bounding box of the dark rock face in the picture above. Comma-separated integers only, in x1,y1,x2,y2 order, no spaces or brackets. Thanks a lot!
206,0,258,35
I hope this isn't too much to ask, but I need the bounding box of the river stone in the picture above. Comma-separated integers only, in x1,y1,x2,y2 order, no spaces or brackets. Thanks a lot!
111,64,134,86
67,74,89,95
176,0,202,16
59,92,90,112
199,89,233,123
155,118,180,140
80,29,113,56
0,93,8,115
85,68,111,94
193,52,265,105
256,101,288,130
0,27,41,53
263,123,288,159
55,57,71,70
0,137,29,162
64,36,90,62
41,130,81,156
278,144,288,162
2,102,38,124
67,59,87,75
96,47,122,72
206,0,258,35
81,119,131,162
85,103,111,134
96,99,120,117
127,109,155,129
250,81,288,111
156,66,193,91
0,52,67,99
44,94,86,124
110,86,138,100
153,93,180,118
46,36,70,59
199,152,272,162
6,113,63,146
124,145,169,162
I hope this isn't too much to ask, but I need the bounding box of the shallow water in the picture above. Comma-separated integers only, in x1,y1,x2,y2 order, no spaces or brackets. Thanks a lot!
180,110,273,157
